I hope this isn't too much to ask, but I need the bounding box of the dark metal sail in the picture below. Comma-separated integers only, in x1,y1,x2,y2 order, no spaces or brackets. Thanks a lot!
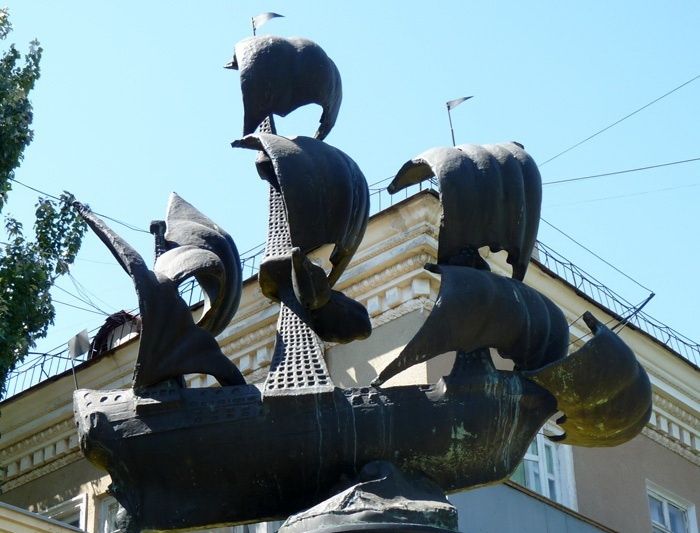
232,133,371,344
524,312,652,446
157,193,242,337
388,142,541,280
225,36,342,141
74,199,245,390
372,264,569,386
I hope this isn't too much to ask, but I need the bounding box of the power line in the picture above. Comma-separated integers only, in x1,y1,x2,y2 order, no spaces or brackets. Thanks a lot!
53,283,110,316
546,182,699,209
543,156,700,185
540,73,700,166
8,176,150,234
52,298,107,315
539,217,653,293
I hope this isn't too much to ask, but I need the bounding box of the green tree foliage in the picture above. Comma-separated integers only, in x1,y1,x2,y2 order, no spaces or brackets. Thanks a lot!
0,9,86,397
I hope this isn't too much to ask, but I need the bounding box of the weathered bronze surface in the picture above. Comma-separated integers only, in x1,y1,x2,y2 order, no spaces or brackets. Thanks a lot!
75,353,555,530
372,263,569,387
73,195,244,390
226,36,342,140
72,29,653,533
389,143,541,281
278,461,459,533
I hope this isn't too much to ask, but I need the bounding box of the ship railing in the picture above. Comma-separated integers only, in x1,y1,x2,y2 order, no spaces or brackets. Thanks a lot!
534,241,699,367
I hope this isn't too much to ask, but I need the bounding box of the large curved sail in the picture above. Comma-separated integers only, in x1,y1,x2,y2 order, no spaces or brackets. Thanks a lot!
524,312,652,446
233,133,369,289
372,264,568,386
155,193,242,337
388,142,541,281
226,36,342,140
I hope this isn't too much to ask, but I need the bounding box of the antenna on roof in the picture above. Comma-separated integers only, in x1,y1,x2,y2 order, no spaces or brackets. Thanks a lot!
67,329,90,389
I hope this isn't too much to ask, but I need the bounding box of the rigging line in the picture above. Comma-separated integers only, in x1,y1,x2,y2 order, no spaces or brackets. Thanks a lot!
543,157,700,185
540,73,700,166
568,314,617,347
545,182,700,209
90,211,150,234
612,292,656,333
539,217,654,293
53,298,108,315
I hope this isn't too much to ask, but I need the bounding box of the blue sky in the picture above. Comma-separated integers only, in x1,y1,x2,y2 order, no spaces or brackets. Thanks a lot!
4,1,699,357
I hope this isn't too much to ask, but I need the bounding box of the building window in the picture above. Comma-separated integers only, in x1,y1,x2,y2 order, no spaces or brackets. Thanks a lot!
647,481,698,533
510,429,577,509
100,496,124,533
44,494,87,530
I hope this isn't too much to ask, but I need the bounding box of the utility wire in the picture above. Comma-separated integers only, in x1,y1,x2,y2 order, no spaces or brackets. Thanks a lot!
8,176,150,234
543,156,700,186
53,298,107,315
539,217,653,293
540,73,700,166
52,283,110,316
69,273,114,315
546,182,699,209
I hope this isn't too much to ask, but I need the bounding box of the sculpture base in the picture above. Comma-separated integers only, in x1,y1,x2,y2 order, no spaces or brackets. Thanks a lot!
277,461,459,533
299,525,457,533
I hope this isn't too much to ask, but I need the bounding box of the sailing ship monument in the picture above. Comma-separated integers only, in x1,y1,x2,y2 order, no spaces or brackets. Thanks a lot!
72,27,652,533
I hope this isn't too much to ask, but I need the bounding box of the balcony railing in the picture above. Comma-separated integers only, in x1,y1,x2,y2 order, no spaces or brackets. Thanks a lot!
3,184,697,400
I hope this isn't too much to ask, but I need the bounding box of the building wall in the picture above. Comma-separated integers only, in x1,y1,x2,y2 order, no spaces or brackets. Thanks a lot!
574,434,699,533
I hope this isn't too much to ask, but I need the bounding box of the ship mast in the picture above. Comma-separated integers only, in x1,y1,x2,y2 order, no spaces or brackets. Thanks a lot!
257,116,334,397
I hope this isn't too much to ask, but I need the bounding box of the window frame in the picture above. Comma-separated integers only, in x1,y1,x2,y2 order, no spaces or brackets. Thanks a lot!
511,425,578,510
646,480,698,533
44,493,87,530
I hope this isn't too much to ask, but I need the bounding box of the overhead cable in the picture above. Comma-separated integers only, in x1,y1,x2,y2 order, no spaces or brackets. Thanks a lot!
540,73,700,166
539,217,654,293
543,156,700,185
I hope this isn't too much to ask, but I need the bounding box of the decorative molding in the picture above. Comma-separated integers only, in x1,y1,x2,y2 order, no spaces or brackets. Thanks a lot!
345,253,435,300
653,392,699,430
1,418,75,462
642,426,699,466
2,450,83,492
371,297,435,329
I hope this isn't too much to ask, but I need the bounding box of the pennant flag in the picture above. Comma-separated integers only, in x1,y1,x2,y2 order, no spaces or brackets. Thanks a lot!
252,12,284,32
446,96,473,110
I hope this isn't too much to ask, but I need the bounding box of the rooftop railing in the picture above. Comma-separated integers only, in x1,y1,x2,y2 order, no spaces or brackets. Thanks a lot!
534,241,699,367
3,185,697,400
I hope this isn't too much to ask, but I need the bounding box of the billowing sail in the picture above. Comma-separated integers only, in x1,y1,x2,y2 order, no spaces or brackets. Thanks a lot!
74,199,245,390
226,36,342,140
233,133,369,290
156,193,242,337
524,312,652,446
388,142,541,281
372,264,568,386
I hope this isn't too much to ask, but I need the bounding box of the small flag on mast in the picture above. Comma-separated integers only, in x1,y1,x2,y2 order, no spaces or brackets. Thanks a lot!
446,96,473,110
252,12,284,35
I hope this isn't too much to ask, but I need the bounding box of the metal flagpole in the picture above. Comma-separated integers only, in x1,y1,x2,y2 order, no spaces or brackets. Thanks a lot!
445,96,473,147
447,104,456,147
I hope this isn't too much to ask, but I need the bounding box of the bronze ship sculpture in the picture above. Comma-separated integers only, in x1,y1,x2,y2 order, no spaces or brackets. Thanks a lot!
73,33,652,532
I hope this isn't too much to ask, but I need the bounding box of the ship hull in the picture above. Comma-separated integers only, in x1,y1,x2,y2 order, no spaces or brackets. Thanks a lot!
75,373,556,531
